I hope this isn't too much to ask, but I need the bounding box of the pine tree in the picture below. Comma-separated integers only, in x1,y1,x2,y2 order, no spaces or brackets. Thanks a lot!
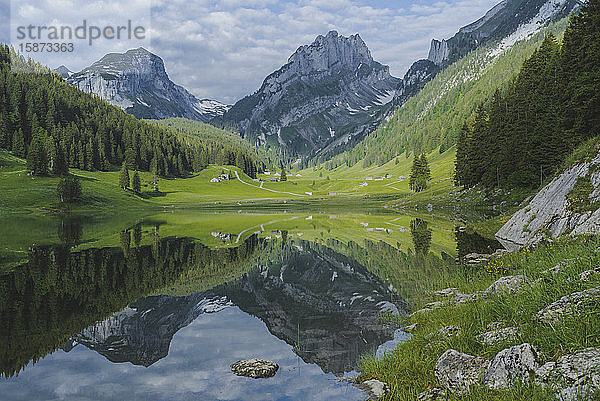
119,163,130,190
57,176,82,203
132,170,141,194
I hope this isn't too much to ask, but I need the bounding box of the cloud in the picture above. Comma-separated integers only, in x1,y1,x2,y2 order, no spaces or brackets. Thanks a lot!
2,0,500,104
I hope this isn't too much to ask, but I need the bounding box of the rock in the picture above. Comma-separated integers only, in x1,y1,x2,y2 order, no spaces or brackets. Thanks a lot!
435,349,490,394
541,259,578,275
496,155,600,249
434,288,459,297
230,359,279,379
486,321,508,331
411,303,444,316
417,387,446,400
436,326,462,338
484,343,540,389
535,287,600,324
556,384,595,401
485,275,531,296
476,326,520,345
220,30,401,156
580,268,600,282
535,348,600,389
450,292,476,305
405,323,418,332
359,379,387,399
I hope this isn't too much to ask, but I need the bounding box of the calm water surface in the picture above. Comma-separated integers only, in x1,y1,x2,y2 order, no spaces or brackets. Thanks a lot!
0,212,501,400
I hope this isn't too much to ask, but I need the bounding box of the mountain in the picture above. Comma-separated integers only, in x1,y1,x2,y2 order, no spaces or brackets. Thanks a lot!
218,31,401,158
392,0,582,111
66,48,230,122
427,0,582,67
54,65,73,79
328,0,582,168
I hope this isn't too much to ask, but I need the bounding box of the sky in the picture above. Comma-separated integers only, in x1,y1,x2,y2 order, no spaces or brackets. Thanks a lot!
2,0,500,104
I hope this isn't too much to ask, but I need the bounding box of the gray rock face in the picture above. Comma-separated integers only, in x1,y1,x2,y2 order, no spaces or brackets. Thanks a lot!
484,343,540,389
485,275,531,296
496,156,600,250
536,287,600,324
54,65,73,79
67,48,229,122
535,348,600,399
219,31,400,158
230,358,279,379
428,39,450,65
359,379,387,399
435,349,490,393
428,0,581,68
476,326,520,345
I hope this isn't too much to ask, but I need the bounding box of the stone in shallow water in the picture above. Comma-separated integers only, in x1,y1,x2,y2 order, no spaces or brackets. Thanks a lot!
434,349,489,394
230,359,279,379
359,379,387,399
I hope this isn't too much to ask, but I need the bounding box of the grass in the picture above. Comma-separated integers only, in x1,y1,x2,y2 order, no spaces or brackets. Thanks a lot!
1,145,460,215
358,235,600,400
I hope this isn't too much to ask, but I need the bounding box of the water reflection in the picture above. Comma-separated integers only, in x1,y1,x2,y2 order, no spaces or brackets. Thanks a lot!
410,218,432,255
0,212,481,400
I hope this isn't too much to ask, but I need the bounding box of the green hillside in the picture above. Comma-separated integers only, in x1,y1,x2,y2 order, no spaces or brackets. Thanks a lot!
323,17,569,169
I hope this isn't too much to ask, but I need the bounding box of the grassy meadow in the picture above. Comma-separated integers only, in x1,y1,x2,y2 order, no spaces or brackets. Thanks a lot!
358,236,600,400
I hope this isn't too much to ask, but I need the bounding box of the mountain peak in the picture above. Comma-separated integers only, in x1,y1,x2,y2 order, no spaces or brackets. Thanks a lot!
66,48,229,122
287,31,373,73
54,65,73,78
221,30,399,157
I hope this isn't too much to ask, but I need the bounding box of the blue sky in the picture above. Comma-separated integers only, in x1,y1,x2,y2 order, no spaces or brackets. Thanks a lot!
2,0,499,103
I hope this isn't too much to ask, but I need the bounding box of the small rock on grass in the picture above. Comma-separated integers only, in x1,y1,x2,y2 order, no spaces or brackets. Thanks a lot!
580,268,600,282
484,275,531,296
435,349,490,394
359,379,387,400
435,326,462,338
434,288,459,297
405,323,418,332
476,326,520,345
417,387,446,400
535,287,600,324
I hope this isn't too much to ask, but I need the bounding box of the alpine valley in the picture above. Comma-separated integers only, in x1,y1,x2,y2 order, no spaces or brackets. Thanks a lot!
2,0,600,400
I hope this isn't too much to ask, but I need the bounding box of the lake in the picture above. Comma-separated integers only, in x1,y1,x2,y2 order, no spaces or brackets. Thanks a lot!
0,211,501,400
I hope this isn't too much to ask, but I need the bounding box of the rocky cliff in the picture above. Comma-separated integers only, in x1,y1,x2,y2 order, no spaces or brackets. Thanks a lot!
66,48,229,122
218,31,400,158
427,0,582,67
496,153,600,250
391,0,582,117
